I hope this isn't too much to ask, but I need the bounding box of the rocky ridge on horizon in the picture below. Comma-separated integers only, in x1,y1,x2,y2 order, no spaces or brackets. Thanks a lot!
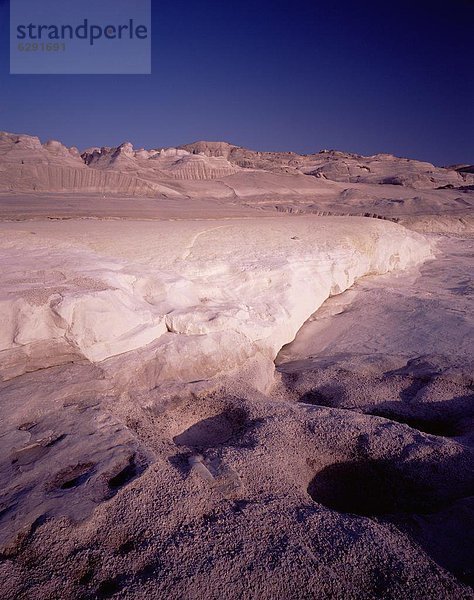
1,131,472,195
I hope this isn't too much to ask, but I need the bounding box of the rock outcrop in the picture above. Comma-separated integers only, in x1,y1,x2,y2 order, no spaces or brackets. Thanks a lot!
0,217,431,382
181,141,473,188
2,131,471,197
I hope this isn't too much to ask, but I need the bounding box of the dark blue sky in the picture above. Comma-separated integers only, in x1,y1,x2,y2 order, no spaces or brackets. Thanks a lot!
1,0,473,165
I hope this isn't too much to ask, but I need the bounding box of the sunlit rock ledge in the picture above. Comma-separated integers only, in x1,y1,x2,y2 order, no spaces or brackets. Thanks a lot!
0,216,433,384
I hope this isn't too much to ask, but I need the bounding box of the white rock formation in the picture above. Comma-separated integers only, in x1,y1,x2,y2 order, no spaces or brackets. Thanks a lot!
181,140,474,188
0,132,178,195
3,131,471,199
80,142,241,181
0,217,432,384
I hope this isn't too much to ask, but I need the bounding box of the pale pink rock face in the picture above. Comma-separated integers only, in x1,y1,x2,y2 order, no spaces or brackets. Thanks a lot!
0,216,431,381
1,131,472,213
